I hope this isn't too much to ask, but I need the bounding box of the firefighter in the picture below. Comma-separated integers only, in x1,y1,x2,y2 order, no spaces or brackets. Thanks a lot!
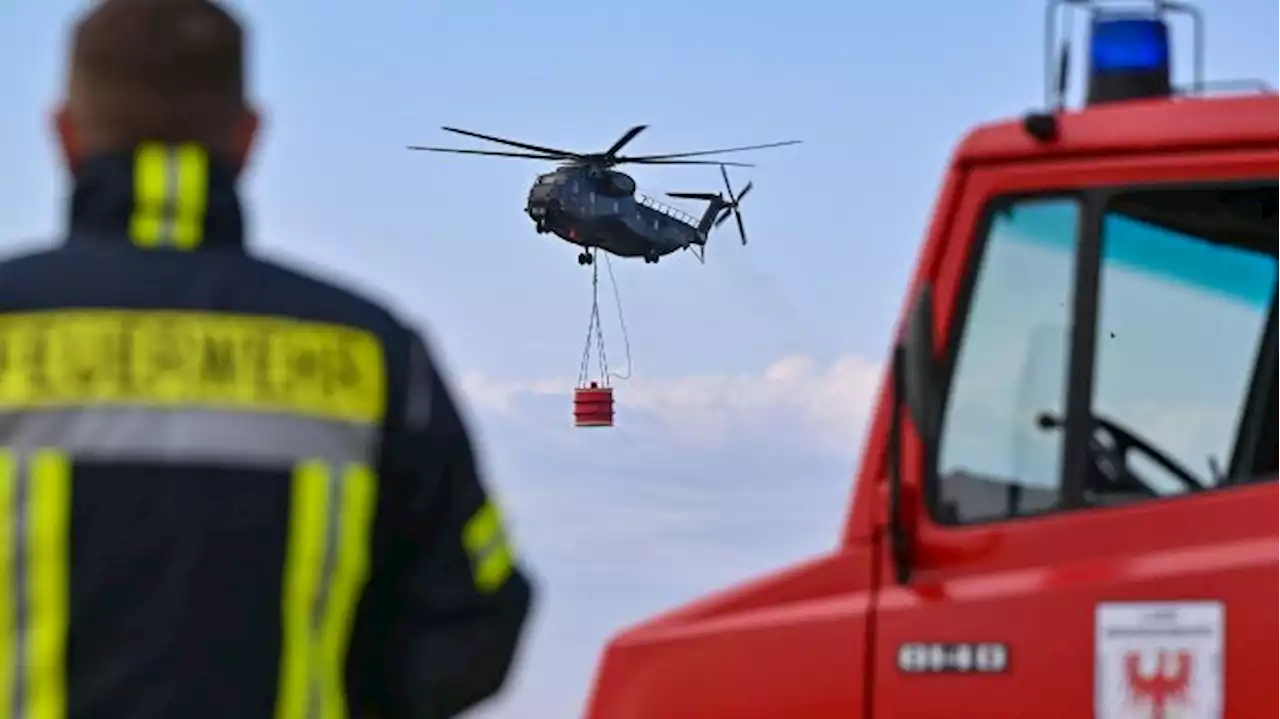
0,1,534,718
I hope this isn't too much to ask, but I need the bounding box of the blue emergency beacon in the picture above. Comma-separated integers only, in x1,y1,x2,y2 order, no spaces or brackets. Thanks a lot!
1020,2,1220,148
1043,0,1206,109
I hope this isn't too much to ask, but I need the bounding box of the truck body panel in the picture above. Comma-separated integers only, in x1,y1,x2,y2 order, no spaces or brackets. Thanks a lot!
584,547,876,718
955,95,1277,163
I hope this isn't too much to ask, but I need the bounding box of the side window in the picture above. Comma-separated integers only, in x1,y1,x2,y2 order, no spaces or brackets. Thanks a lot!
935,198,1079,523
935,185,1277,526
1089,187,1277,500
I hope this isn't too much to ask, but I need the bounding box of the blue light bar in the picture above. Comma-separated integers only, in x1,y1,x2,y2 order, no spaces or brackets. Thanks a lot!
1090,16,1171,74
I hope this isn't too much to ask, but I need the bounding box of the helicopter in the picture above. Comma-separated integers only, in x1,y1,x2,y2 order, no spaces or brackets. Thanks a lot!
408,126,800,265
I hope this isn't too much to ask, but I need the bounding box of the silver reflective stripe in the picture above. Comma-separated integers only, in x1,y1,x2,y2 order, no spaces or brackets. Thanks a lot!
0,409,377,466
158,146,180,246
404,339,434,431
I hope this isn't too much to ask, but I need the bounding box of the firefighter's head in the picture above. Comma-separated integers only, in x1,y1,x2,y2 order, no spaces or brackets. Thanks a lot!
55,0,260,174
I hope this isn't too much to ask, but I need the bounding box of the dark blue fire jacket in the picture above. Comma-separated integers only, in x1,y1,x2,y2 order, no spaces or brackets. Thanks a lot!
0,143,534,719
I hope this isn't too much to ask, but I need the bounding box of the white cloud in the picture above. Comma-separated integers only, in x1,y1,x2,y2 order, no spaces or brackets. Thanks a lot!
459,352,885,455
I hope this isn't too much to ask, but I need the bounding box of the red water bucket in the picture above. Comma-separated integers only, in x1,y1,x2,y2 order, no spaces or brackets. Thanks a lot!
573,383,614,427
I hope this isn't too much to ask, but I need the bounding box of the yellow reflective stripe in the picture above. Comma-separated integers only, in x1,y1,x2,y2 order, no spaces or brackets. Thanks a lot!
276,461,325,719
462,501,514,594
129,143,209,250
475,542,514,594
462,501,500,551
0,310,388,426
317,464,376,719
0,450,70,719
130,144,167,248
277,461,377,719
27,451,70,719
171,145,209,250
0,452,13,718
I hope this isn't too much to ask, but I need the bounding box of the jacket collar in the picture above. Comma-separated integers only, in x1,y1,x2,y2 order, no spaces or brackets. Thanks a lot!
67,143,245,251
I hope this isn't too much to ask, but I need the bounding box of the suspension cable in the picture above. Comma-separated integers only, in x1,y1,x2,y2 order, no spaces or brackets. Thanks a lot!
602,252,632,382
576,248,633,387
577,257,604,386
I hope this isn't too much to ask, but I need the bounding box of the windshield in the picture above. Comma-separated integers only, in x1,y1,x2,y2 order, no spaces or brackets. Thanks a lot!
1093,186,1276,493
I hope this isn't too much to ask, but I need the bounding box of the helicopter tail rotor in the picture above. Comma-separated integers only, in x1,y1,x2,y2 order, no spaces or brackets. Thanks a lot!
714,164,751,246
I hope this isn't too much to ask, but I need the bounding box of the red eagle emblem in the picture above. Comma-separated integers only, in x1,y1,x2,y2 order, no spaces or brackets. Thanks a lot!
1124,649,1193,718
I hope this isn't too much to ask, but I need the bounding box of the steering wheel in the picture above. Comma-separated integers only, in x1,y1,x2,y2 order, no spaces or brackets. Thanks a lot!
1036,412,1207,494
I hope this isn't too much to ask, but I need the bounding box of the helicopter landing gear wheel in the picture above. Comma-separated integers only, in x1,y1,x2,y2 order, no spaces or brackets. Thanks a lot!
643,251,660,264
578,251,594,266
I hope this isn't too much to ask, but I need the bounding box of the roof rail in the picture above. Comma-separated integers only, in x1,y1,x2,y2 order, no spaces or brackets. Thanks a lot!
1175,78,1277,97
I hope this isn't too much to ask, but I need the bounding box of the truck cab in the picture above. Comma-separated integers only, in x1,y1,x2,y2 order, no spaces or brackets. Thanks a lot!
583,4,1277,717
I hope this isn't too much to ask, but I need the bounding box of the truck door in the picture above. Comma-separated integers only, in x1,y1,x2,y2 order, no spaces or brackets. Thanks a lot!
873,151,1277,718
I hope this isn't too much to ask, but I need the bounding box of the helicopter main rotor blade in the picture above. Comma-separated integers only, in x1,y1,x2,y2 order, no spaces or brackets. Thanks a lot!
627,158,755,167
620,139,802,163
406,146,562,160
603,125,648,159
667,192,721,200
439,126,581,159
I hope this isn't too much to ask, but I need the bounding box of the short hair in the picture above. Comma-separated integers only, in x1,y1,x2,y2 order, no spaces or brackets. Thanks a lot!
69,0,246,148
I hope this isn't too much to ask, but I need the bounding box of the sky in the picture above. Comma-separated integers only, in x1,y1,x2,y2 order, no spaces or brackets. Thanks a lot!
1,1,1277,716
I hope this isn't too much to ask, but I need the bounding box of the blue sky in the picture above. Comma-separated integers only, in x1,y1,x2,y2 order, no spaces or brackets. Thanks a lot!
2,2,1276,716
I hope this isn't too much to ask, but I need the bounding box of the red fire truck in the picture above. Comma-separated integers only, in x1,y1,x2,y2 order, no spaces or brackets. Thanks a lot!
583,2,1278,717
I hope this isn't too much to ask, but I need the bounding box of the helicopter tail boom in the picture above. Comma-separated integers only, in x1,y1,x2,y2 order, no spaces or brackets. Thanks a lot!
666,165,753,257
665,194,729,238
